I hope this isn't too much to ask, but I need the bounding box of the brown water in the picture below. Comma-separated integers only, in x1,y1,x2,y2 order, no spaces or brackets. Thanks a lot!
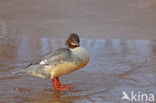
0,0,156,103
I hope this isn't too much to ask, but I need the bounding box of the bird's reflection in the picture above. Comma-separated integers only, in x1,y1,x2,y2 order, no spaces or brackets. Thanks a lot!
53,90,61,99
50,89,67,103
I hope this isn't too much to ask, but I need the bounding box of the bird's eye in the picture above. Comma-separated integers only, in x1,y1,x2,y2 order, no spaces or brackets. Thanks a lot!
70,38,75,42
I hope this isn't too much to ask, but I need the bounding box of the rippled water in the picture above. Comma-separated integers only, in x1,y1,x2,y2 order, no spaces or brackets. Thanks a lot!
0,0,156,103
0,36,156,103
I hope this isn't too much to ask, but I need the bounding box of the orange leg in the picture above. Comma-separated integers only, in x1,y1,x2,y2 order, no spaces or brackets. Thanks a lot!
56,77,72,88
51,77,72,90
56,77,61,87
51,79,69,90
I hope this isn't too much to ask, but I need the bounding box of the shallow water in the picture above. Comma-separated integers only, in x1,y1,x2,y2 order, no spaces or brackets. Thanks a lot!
0,37,156,103
0,0,156,103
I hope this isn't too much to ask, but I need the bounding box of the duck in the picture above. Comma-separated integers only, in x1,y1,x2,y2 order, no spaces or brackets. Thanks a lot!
17,33,89,90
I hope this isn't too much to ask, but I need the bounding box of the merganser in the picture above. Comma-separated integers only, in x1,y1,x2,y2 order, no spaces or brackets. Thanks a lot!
18,33,89,90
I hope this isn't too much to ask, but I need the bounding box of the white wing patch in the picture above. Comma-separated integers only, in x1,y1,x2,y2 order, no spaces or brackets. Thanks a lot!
40,60,47,65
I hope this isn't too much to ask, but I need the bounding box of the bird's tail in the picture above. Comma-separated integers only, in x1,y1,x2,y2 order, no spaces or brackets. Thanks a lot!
11,63,33,74
11,68,25,74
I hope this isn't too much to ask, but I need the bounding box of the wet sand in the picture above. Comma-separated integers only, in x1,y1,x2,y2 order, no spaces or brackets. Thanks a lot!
0,0,156,103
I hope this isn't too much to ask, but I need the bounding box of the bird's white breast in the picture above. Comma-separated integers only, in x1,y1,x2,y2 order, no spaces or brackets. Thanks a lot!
70,46,89,62
50,46,89,78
